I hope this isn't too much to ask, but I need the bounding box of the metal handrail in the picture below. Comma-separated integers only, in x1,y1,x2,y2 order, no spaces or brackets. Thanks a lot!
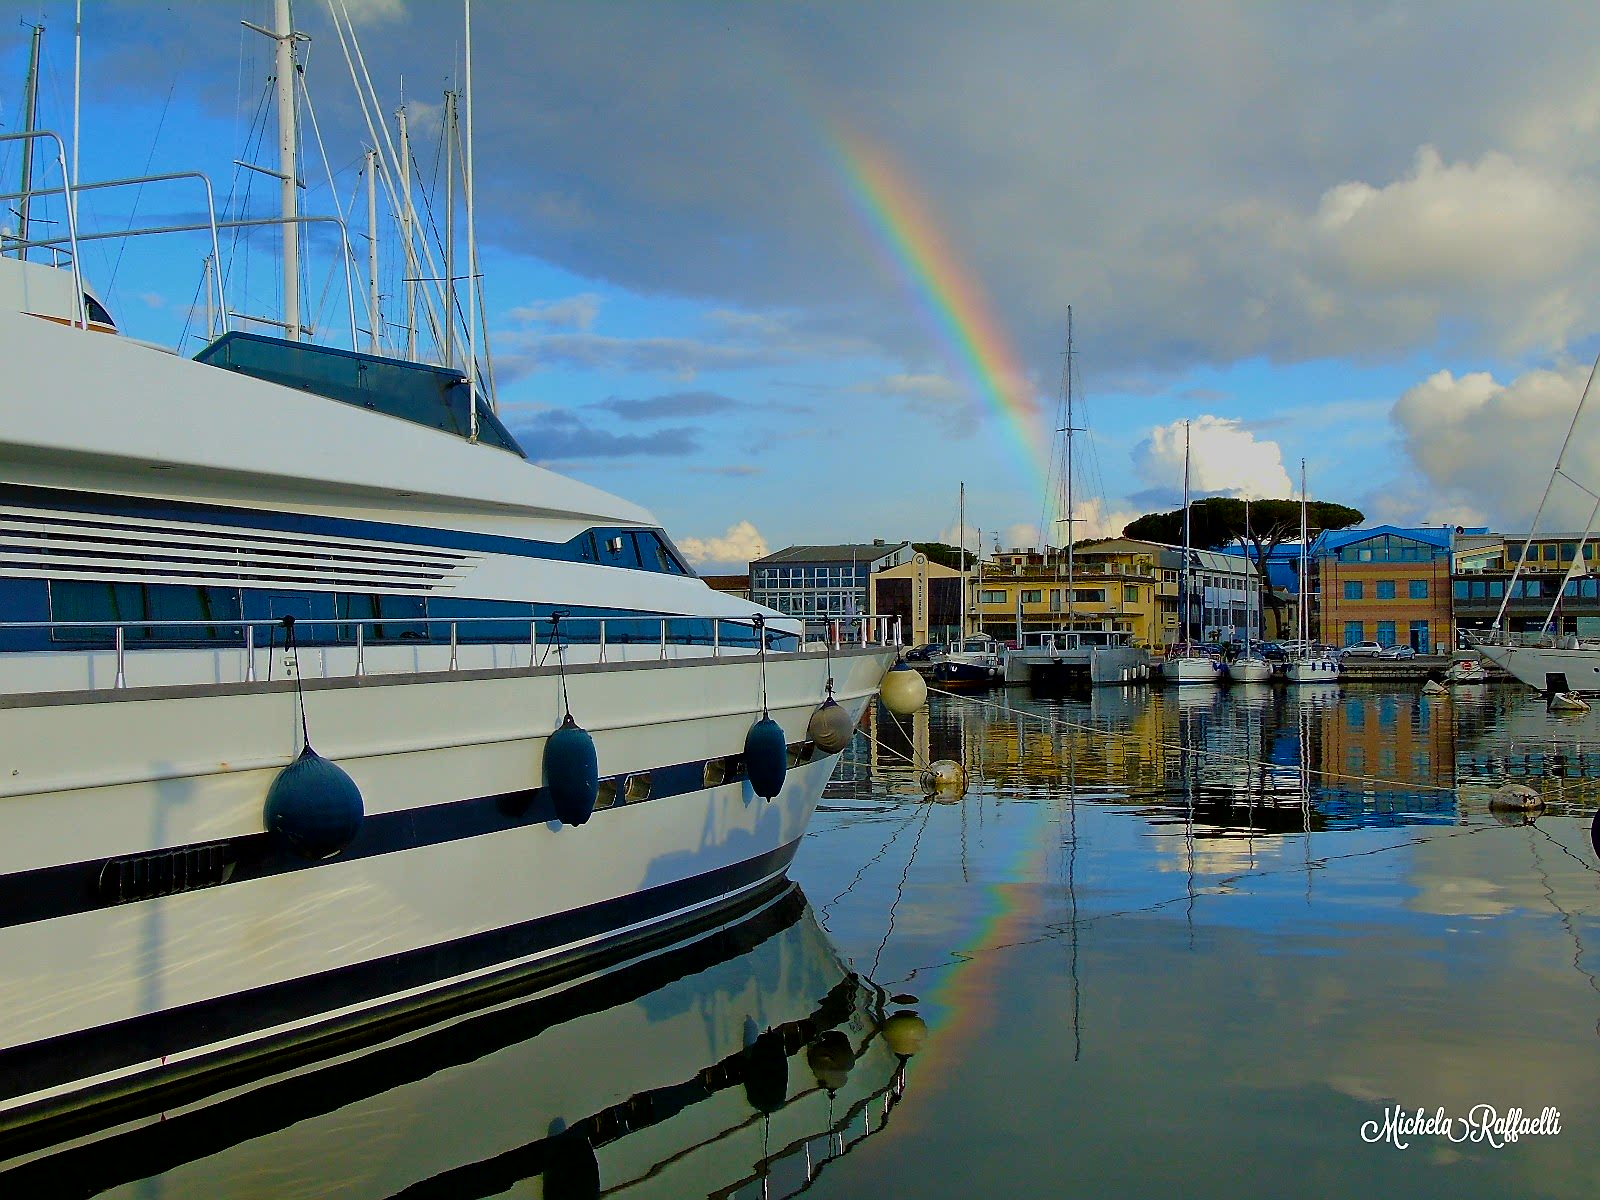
0,170,228,331
0,611,901,691
0,130,84,327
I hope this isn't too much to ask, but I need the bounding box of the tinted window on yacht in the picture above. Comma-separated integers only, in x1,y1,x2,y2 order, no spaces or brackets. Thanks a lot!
0,579,50,650
428,597,534,642
336,593,428,642
49,581,243,643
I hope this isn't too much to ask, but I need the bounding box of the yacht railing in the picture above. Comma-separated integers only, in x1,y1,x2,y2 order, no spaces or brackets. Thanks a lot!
1463,628,1600,652
0,611,902,693
0,130,84,326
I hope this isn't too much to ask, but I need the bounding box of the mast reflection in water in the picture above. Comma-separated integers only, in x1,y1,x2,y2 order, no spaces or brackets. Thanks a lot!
0,888,918,1199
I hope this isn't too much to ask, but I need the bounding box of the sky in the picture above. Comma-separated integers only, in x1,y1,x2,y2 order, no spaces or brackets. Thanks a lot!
7,1,1600,571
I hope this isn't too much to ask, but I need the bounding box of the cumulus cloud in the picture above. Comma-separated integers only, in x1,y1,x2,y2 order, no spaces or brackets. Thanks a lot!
595,391,738,419
677,520,769,570
508,293,602,331
1133,416,1293,502
1390,365,1597,529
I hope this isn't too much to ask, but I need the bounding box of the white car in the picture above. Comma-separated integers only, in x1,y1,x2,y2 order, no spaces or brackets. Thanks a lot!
1341,640,1385,658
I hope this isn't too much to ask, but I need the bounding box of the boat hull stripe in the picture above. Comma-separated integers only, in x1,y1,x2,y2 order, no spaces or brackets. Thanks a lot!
0,836,803,1108
0,750,785,932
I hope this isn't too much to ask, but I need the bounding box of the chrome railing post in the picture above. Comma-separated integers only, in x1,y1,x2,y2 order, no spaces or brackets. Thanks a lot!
660,617,668,660
713,620,721,658
114,625,126,689
598,620,607,661
529,619,539,668
449,621,459,671
355,624,366,677
245,624,256,682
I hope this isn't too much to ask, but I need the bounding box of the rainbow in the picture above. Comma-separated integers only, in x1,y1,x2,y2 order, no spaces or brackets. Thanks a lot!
827,126,1054,507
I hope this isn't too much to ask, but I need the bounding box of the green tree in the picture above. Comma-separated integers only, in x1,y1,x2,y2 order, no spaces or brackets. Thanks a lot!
1122,497,1364,628
913,542,975,571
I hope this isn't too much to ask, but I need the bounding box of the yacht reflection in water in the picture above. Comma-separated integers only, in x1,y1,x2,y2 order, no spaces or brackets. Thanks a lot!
0,887,918,1199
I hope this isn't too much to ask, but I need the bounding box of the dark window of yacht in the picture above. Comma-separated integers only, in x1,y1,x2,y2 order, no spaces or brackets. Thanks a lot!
83,294,116,328
336,593,427,641
50,581,242,643
427,597,534,642
0,579,50,650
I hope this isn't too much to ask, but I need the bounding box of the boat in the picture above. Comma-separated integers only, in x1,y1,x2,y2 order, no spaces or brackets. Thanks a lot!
1159,421,1224,685
0,886,921,1196
0,8,896,1128
1283,460,1341,684
929,633,1005,688
1226,498,1274,684
1002,309,1150,688
1445,656,1489,685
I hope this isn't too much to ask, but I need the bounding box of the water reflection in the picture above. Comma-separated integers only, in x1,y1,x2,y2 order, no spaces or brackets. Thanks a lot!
0,890,918,1200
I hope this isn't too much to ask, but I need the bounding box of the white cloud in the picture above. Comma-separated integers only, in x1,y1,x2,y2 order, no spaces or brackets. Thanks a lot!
508,293,602,331
1390,365,1598,529
677,520,768,570
1134,416,1293,500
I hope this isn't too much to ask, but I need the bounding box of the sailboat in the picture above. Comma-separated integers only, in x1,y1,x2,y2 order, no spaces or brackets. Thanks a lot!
1283,459,1342,683
1226,497,1274,684
1159,421,1226,685
1002,309,1149,686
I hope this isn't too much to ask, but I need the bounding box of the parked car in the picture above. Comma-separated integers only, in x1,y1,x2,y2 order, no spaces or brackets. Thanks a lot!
1341,640,1385,658
1378,644,1417,659
1258,642,1287,662
904,643,941,663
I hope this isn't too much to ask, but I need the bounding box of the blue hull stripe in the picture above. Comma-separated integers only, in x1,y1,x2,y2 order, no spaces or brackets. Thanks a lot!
0,748,800,932
0,837,803,1110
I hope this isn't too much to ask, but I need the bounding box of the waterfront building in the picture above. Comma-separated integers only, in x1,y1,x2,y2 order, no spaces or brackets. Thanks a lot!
701,573,750,601
870,553,962,647
749,541,914,624
1312,526,1454,652
970,538,1256,648
1452,531,1600,641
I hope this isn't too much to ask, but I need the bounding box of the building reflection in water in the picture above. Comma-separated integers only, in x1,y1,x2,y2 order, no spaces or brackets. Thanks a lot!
0,888,921,1200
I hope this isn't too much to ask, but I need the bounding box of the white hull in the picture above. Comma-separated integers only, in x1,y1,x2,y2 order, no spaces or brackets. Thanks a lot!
0,646,891,1122
0,889,913,1197
1225,657,1274,685
1474,643,1600,694
1003,644,1151,686
1284,656,1341,684
1157,655,1224,685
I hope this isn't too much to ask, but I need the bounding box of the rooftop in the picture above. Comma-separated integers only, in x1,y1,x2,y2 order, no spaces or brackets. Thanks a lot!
753,542,911,565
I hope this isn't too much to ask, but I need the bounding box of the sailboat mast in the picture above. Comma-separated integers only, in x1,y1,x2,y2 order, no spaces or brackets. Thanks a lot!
273,0,301,341
1181,420,1192,645
1064,306,1076,633
1299,459,1309,644
959,481,967,639
14,24,44,258
397,103,418,358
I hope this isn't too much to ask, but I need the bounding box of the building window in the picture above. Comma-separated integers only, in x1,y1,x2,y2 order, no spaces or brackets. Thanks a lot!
1377,620,1396,646
1344,621,1363,645
1344,581,1363,601
1125,585,1140,604
1562,543,1578,560
1376,580,1396,600
979,590,1006,604
1408,579,1428,599
1544,544,1558,561
1021,589,1043,604
1409,620,1430,653
1453,580,1468,599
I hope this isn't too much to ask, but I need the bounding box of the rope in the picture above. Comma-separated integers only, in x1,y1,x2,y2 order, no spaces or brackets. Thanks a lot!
283,616,309,750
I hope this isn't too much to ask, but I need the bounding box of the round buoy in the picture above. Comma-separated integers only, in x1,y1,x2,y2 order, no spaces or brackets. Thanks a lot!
1488,783,1543,815
742,1028,789,1114
545,714,599,826
745,716,789,799
880,662,927,715
807,696,856,754
881,1010,928,1057
920,758,968,795
806,1030,855,1094
265,746,364,860
1591,810,1600,862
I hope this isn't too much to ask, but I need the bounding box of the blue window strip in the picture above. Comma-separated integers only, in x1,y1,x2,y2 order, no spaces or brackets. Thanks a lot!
1,581,796,654
0,483,693,577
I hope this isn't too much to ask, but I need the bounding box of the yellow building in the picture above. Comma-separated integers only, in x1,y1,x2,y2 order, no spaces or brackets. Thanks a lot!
870,553,962,646
972,538,1163,646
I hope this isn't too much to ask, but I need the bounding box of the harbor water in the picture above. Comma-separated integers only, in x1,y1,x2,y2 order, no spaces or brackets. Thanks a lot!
8,681,1600,1198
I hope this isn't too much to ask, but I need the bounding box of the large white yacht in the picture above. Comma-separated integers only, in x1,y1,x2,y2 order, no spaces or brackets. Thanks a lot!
0,18,896,1127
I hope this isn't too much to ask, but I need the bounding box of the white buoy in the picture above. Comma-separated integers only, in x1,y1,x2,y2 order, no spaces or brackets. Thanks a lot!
1422,679,1448,695
920,758,967,795
1488,783,1543,813
879,662,928,715
1550,692,1590,713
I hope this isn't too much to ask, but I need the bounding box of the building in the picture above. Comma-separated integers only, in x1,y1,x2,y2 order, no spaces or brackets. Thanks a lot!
749,541,914,625
1452,531,1600,641
870,553,963,647
1312,526,1454,652
701,574,750,601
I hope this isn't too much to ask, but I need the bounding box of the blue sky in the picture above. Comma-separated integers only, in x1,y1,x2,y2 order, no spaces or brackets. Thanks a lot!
7,1,1600,570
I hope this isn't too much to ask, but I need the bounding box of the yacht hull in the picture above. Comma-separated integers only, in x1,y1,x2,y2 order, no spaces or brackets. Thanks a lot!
1003,644,1150,686
0,647,891,1125
1474,643,1600,694
1156,655,1224,685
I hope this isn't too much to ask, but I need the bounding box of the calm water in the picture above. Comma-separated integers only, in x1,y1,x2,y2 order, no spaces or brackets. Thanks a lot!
11,681,1600,1198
